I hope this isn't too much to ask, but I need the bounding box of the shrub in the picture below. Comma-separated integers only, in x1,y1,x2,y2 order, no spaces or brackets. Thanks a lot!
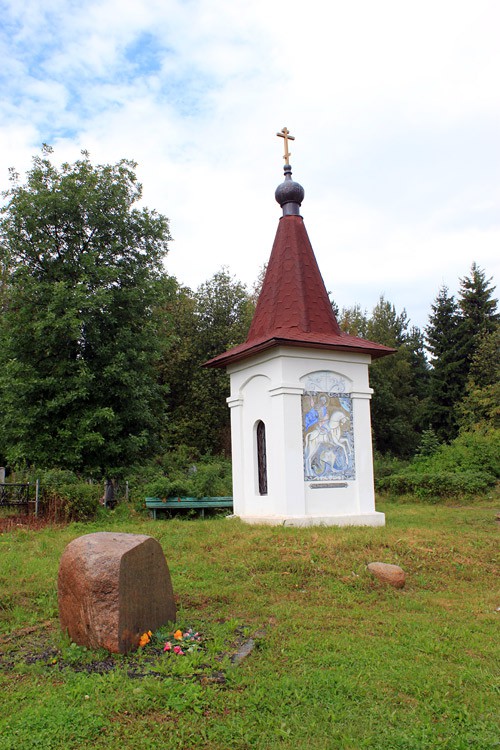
157,445,201,475
190,459,232,498
415,428,442,458
143,454,232,500
54,483,101,520
9,466,81,487
412,429,500,478
144,474,195,499
10,467,100,521
376,429,499,500
373,452,410,480
377,470,496,500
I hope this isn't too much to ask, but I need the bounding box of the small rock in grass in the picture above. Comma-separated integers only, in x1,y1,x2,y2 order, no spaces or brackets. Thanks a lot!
367,562,406,589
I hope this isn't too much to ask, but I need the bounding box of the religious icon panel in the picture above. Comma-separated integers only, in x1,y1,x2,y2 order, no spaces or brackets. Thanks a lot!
301,371,355,482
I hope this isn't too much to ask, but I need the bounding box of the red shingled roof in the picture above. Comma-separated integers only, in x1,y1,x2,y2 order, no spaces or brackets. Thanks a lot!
205,214,395,368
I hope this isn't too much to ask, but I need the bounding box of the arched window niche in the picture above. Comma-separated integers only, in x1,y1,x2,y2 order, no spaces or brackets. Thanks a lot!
255,420,268,496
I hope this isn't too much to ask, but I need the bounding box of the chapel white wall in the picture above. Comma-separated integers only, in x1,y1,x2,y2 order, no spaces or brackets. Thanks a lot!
226,346,384,525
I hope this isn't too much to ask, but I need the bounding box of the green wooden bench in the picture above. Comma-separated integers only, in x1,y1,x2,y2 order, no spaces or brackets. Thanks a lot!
145,496,233,519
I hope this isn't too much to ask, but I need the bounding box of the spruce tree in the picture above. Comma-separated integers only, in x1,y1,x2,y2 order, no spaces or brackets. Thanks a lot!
458,324,500,431
458,262,499,370
366,296,428,457
425,286,464,441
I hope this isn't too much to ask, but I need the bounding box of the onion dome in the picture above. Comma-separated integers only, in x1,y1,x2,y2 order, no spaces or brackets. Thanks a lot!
275,164,305,216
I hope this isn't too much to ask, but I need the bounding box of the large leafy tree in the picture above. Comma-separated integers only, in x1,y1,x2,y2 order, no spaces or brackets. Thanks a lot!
155,276,199,450
191,268,254,454
159,268,253,455
0,147,172,475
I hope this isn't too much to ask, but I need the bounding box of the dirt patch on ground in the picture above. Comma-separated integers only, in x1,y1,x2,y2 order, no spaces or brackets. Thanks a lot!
0,620,261,683
0,514,66,533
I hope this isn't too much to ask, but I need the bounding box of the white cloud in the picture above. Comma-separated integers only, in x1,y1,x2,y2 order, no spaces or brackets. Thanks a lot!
0,0,498,331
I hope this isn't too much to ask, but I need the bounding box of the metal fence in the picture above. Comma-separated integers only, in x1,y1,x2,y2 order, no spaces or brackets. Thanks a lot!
0,482,31,513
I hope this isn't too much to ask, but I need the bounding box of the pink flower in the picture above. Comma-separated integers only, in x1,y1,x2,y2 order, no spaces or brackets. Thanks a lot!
163,642,172,652
173,645,184,655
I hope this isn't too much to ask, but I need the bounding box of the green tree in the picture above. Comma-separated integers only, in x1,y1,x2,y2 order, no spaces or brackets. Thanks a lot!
426,267,498,442
192,268,253,454
425,286,464,441
250,263,268,306
458,262,499,370
338,299,428,457
155,276,199,449
366,296,428,457
458,324,500,431
0,147,172,476
406,325,430,406
415,427,442,457
158,268,253,455
195,267,254,360
338,304,368,337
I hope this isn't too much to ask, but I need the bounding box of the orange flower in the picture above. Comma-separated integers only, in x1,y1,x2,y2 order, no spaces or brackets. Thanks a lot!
138,632,151,647
173,629,183,640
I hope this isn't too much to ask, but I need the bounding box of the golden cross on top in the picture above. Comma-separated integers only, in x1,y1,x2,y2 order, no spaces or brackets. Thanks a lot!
276,127,295,165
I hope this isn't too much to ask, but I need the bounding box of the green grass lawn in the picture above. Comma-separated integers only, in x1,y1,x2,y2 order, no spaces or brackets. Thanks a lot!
0,497,499,749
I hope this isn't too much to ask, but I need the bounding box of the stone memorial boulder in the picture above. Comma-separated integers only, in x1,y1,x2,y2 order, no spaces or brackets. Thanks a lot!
58,532,176,654
367,561,406,589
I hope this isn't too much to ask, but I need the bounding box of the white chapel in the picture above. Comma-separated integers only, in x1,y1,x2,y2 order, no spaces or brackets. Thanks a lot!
205,130,394,526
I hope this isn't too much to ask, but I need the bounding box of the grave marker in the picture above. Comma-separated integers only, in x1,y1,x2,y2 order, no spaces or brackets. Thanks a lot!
58,532,176,653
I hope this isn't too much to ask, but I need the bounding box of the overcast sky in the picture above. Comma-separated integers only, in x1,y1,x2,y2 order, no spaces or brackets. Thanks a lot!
1,0,498,330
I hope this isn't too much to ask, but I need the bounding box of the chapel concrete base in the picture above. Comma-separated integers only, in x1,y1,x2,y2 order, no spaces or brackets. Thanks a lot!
235,512,385,527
